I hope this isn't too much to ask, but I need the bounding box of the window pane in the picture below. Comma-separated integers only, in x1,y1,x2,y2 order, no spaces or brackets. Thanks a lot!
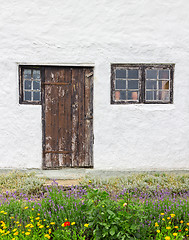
128,80,138,89
24,80,31,90
33,70,41,80
115,80,126,89
159,70,169,79
24,69,31,79
120,91,126,100
146,91,157,100
128,91,138,100
33,91,41,101
159,80,169,90
146,70,157,79
115,90,126,100
116,69,126,78
158,91,170,101
33,81,41,90
128,69,138,79
24,91,31,101
146,80,157,89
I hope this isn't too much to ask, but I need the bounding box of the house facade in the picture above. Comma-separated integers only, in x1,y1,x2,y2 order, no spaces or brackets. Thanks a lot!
0,0,189,170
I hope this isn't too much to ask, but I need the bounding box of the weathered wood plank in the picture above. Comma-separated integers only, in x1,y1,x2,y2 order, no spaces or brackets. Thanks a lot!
84,68,93,166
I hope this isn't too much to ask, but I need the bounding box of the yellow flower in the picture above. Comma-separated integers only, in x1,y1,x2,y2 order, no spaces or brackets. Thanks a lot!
3,212,7,215
84,224,89,227
13,232,18,236
155,222,159,227
71,222,76,225
49,229,52,234
46,225,49,228
10,217,14,219
65,218,67,221
35,217,40,220
170,214,175,218
89,180,92,183
173,233,177,236
165,237,170,240
157,230,160,233
32,208,34,211
39,225,44,228
43,219,46,221
37,213,40,216
12,238,15,240
28,229,31,232
0,211,4,213
180,220,184,223
12,229,17,232
187,223,189,226
44,234,51,239
50,222,55,225
24,207,28,209
25,232,30,235
174,226,178,228
162,218,165,221
166,226,171,230
161,213,164,216
186,228,188,231
123,203,127,207
168,222,171,224
167,217,170,220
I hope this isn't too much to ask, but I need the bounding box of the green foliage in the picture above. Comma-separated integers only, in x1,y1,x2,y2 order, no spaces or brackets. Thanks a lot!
84,188,144,239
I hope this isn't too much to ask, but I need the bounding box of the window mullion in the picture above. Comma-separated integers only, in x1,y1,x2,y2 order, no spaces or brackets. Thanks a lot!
141,66,145,103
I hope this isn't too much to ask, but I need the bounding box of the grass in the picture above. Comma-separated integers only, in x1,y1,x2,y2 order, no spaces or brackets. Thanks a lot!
0,171,189,239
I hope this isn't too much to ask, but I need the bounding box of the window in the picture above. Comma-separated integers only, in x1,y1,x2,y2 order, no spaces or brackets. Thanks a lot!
111,64,174,104
19,66,42,104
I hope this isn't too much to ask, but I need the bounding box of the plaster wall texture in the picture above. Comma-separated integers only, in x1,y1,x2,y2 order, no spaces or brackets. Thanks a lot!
0,0,189,170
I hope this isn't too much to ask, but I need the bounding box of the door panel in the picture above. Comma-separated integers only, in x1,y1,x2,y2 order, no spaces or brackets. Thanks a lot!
42,67,93,169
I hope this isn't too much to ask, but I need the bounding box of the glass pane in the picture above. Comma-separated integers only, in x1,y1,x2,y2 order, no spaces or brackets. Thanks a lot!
24,69,31,79
24,91,31,101
24,80,31,90
33,91,41,101
159,70,169,79
33,70,41,80
33,81,41,90
128,91,138,100
128,69,138,79
116,69,126,78
146,80,157,90
128,80,138,89
146,91,157,100
159,80,169,90
158,91,170,101
146,70,157,79
120,91,126,100
115,80,126,89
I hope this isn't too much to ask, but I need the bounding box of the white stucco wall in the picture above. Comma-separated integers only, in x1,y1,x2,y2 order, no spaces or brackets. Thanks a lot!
0,0,189,170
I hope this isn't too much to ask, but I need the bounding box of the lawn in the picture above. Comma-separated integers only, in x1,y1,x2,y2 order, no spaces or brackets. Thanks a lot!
0,171,189,239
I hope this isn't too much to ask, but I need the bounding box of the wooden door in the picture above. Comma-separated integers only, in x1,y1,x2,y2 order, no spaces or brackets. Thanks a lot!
42,66,93,169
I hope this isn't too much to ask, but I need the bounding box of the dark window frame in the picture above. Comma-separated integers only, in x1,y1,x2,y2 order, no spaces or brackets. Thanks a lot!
111,64,174,104
19,65,44,105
